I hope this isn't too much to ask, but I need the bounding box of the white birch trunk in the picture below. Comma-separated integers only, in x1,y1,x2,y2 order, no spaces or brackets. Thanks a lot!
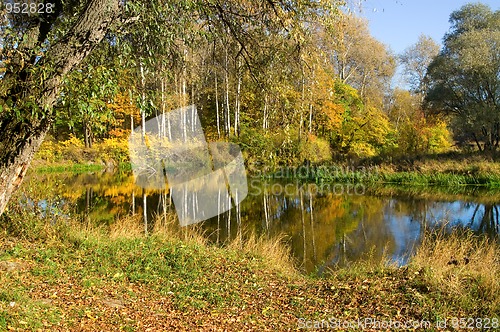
140,62,146,139
215,74,221,138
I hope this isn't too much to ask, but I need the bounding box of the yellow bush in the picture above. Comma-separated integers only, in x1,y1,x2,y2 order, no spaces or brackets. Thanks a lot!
34,139,58,162
350,141,377,158
424,120,452,153
33,135,131,165
298,135,332,163
59,134,84,148
94,137,130,163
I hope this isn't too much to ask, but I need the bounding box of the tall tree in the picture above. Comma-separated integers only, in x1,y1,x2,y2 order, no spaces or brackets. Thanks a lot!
318,13,396,108
0,0,123,215
388,88,451,154
425,3,500,149
399,34,440,101
61,59,119,147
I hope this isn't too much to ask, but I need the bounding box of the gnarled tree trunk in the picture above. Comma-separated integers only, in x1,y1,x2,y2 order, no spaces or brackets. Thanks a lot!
0,0,121,216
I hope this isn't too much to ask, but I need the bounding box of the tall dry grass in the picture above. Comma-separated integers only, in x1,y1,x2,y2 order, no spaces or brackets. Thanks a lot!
151,213,208,245
109,214,144,240
3,198,299,279
77,212,208,245
411,227,500,311
227,231,297,276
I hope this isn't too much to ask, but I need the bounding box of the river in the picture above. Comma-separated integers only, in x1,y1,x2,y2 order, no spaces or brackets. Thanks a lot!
20,170,500,274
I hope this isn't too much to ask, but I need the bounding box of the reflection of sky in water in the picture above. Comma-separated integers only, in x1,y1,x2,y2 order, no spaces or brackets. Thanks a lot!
425,201,472,227
385,215,421,266
20,196,68,222
424,200,496,231
383,200,499,266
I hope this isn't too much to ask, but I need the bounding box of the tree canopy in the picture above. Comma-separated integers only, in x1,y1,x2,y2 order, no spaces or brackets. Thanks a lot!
425,3,500,149
400,34,440,98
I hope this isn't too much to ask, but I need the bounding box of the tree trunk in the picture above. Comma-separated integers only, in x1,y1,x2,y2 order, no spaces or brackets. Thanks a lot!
140,62,147,139
130,90,135,134
84,120,93,148
215,73,221,138
143,190,148,235
309,67,314,134
473,133,483,152
160,76,166,137
298,66,305,142
234,58,241,137
0,0,121,216
263,94,268,131
183,47,188,106
224,43,231,136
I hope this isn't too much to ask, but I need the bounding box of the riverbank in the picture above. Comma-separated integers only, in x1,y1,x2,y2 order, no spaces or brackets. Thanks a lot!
33,136,500,187
31,135,130,173
1,209,498,330
262,152,500,188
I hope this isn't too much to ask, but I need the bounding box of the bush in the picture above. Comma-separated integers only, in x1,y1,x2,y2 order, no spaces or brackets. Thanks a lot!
34,138,58,163
298,134,331,163
34,135,130,166
94,137,130,164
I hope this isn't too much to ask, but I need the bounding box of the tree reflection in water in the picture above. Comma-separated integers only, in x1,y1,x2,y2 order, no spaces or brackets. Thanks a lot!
20,172,500,273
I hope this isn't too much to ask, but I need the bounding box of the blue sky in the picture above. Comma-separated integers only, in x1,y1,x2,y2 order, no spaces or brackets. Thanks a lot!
352,0,499,87
358,0,499,54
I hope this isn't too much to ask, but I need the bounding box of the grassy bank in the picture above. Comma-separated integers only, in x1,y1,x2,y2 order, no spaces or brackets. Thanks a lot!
34,163,106,173
1,208,498,330
32,135,129,172
274,155,500,188
32,135,500,188
308,168,500,187
33,162,132,174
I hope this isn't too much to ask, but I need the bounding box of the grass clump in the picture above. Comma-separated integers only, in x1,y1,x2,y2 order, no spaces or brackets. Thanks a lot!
411,228,500,315
226,232,296,277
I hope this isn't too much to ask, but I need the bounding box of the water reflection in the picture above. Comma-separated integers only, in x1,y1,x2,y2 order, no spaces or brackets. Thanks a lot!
21,171,500,273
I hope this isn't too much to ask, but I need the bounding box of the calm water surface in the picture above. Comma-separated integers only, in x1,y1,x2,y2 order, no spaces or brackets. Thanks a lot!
21,171,500,274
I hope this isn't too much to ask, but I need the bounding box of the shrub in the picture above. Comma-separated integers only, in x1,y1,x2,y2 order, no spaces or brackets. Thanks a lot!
298,134,331,163
94,137,130,164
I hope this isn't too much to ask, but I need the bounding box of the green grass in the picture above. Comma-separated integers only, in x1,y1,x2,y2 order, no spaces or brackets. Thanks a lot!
280,164,500,188
0,207,498,330
34,163,105,173
32,162,132,175
259,152,500,189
